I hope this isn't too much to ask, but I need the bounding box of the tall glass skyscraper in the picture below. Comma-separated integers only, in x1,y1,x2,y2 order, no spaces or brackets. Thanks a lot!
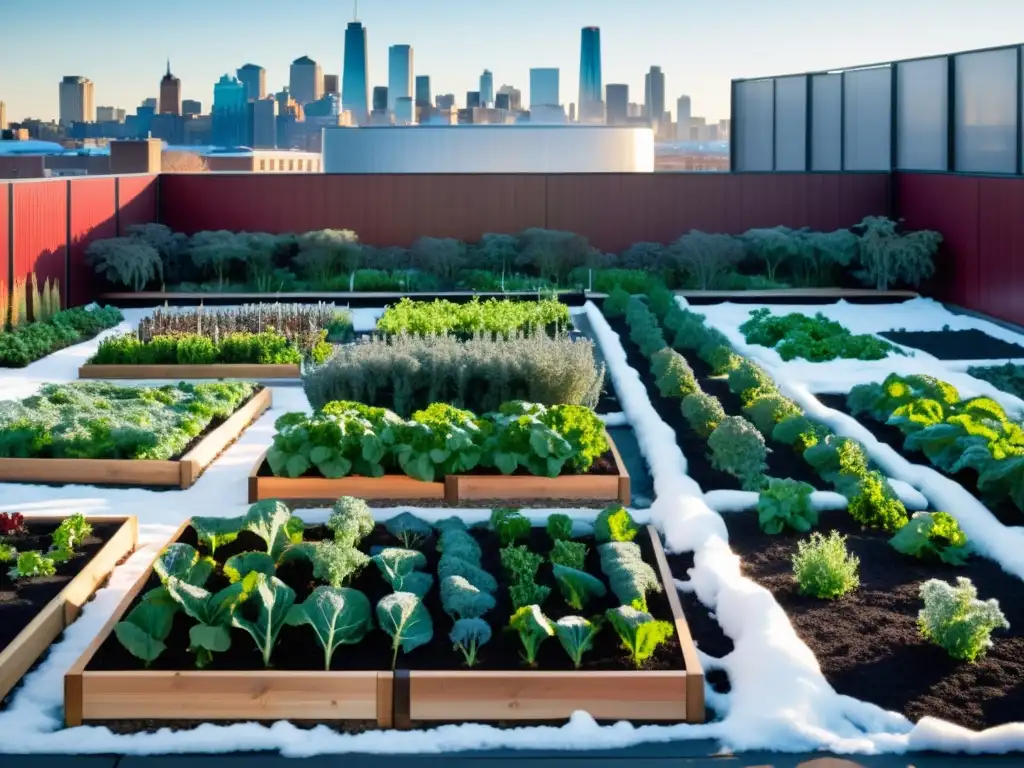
578,27,603,123
212,74,247,147
342,21,369,124
645,66,666,127
479,70,494,107
530,68,559,108
415,75,431,108
388,45,413,112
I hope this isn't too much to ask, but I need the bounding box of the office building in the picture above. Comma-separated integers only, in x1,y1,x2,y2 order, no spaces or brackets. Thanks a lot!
578,27,603,123
388,45,413,112
606,84,628,126
324,74,339,95
644,66,665,126
182,99,202,117
676,95,692,140
372,86,388,113
530,68,559,108
497,85,522,111
142,97,158,109
158,61,182,115
415,75,431,108
59,76,95,124
0,101,6,130
304,93,340,118
342,21,369,124
395,97,414,125
466,91,481,109
96,106,126,123
480,70,494,107
150,113,184,144
495,93,510,111
212,74,247,147
248,97,278,149
237,64,267,101
290,56,323,106
436,93,455,111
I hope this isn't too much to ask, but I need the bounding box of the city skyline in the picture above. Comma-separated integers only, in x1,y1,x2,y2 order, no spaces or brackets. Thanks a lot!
1,0,1021,123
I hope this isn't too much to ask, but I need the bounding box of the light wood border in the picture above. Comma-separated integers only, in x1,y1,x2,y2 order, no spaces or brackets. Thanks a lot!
0,388,271,490
248,429,629,506
0,516,138,703
80,364,300,380
404,525,704,725
64,520,389,727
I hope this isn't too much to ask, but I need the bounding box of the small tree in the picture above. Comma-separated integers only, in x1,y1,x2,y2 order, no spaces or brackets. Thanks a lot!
795,229,858,287
127,223,189,283
855,217,942,291
189,230,250,288
295,229,361,288
515,228,593,284
478,233,519,287
86,237,163,291
742,227,801,284
162,151,209,173
670,230,744,290
620,242,668,271
412,237,466,281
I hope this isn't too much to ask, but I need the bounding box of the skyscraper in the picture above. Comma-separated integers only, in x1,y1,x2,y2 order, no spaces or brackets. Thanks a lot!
606,84,628,125
248,98,278,149
395,97,414,125
182,99,202,117
480,70,494,107
388,45,413,112
159,61,182,115
644,66,666,126
676,95,692,140
290,56,323,106
212,74,247,147
343,19,369,124
324,74,340,96
497,85,522,111
415,75,431,108
237,64,267,101
372,86,388,113
578,27,603,123
1,101,8,131
466,92,481,109
529,68,559,108
436,94,455,111
59,76,95,124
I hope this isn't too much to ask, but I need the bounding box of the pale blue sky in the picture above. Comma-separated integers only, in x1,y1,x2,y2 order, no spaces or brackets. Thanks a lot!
1,0,1019,123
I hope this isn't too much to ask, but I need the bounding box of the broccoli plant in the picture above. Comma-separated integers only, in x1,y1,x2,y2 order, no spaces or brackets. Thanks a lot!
555,615,603,668
708,416,769,491
744,393,803,437
681,391,726,438
384,512,433,550
438,553,497,593
490,508,531,547
918,577,1008,661
773,414,831,453
450,617,492,667
651,349,699,400
593,504,639,544
280,541,370,588
606,606,674,667
509,604,555,666
598,541,661,612
757,477,818,534
890,512,970,566
327,497,374,548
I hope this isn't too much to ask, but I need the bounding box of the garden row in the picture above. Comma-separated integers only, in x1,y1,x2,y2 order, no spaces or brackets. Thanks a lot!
87,217,940,296
602,293,1021,731
64,499,703,728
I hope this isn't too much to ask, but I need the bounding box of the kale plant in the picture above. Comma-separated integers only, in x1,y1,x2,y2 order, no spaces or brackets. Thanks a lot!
231,574,297,667
440,575,497,620
384,512,433,550
593,504,639,544
707,416,769,491
555,615,602,668
376,591,434,669
598,541,661,612
552,564,607,610
651,349,699,400
681,391,725,438
286,586,373,670
606,606,674,667
509,604,555,666
550,539,588,571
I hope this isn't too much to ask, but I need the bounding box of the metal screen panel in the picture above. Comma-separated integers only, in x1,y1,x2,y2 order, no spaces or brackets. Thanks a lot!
844,67,891,170
734,79,774,170
811,74,842,170
954,48,1018,173
896,57,949,170
774,76,807,170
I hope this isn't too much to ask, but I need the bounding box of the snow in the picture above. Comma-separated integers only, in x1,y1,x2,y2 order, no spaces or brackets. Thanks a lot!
598,411,630,427
1,299,1024,755
703,490,848,514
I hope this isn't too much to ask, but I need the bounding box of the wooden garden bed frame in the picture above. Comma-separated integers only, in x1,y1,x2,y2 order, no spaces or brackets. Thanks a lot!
0,516,138,702
79,364,300,380
247,430,630,505
64,524,701,728
0,388,272,490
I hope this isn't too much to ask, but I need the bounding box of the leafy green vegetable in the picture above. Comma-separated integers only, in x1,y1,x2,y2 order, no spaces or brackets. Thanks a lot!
681,391,726,438
327,496,375,548
376,591,434,669
384,512,432,550
773,414,830,453
190,515,243,555
593,504,639,544
598,541,661,612
550,539,587,571
153,543,215,588
545,513,573,542
449,617,492,667
231,574,297,667
707,416,769,491
484,403,575,478
499,545,543,584
757,478,818,534
266,407,395,480
7,550,56,580
223,552,277,584
606,606,674,667
509,580,551,610
509,604,555,666
113,586,179,666
437,529,482,566
440,575,497,619
848,472,910,533
555,615,602,668
285,586,373,670
243,500,303,559
165,575,253,668
490,508,531,547
890,512,970,566
392,404,484,482
541,404,609,472
372,547,432,595
51,513,92,553
438,554,497,594
552,564,607,610
280,541,369,588
740,308,901,362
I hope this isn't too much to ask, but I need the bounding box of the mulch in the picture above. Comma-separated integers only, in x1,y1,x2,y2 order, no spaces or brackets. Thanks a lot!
880,329,1024,361
818,394,1023,528
718,508,1024,731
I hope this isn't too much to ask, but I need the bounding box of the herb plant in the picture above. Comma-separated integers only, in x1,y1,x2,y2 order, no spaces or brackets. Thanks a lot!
550,539,587,571
500,545,543,584
890,512,970,566
606,606,674,667
555,616,602,668
917,577,1009,661
378,297,570,337
450,617,492,667
509,604,555,666
792,531,860,599
490,508,531,547
286,587,373,670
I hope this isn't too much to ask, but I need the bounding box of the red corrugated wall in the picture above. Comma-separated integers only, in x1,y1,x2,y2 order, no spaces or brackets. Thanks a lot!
160,173,892,251
12,181,67,299
0,184,9,301
69,177,117,307
117,175,159,234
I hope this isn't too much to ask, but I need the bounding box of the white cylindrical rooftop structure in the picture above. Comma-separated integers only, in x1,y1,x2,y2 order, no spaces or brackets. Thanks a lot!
321,125,654,173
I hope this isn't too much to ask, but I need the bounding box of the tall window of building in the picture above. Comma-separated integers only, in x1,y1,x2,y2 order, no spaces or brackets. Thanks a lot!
260,159,266,171
289,159,295,171
270,159,275,170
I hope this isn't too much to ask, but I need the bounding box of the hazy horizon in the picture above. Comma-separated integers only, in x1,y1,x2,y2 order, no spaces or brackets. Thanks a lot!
1,0,1020,124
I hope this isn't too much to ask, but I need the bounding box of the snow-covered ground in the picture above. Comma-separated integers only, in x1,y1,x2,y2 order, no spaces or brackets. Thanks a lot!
1,300,1023,756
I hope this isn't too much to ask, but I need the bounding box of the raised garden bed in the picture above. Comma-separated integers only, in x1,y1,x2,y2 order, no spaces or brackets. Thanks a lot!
699,508,1023,731
1,515,137,702
0,387,271,490
79,363,300,380
66,511,702,729
878,329,1024,360
247,434,630,506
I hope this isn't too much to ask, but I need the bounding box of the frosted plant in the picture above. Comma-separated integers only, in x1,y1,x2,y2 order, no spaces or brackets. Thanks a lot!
918,577,1008,662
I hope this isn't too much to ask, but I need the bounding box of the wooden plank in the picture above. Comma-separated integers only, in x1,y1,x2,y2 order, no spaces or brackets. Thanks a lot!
0,457,180,487
377,672,394,729
452,474,621,502
407,671,688,721
178,387,272,489
647,524,704,723
79,364,301,380
0,516,137,704
607,431,632,506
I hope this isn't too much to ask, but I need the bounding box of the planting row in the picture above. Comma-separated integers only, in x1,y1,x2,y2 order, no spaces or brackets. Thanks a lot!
67,500,702,727
88,218,940,295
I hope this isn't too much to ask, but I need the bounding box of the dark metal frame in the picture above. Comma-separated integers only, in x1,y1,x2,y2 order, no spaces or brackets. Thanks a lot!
730,41,1024,175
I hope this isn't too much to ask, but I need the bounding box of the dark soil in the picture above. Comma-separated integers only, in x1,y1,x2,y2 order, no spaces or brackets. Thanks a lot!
818,394,1023,528
603,314,827,492
170,385,265,461
880,329,1024,361
0,520,126,652
721,507,1024,731
88,523,686,675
